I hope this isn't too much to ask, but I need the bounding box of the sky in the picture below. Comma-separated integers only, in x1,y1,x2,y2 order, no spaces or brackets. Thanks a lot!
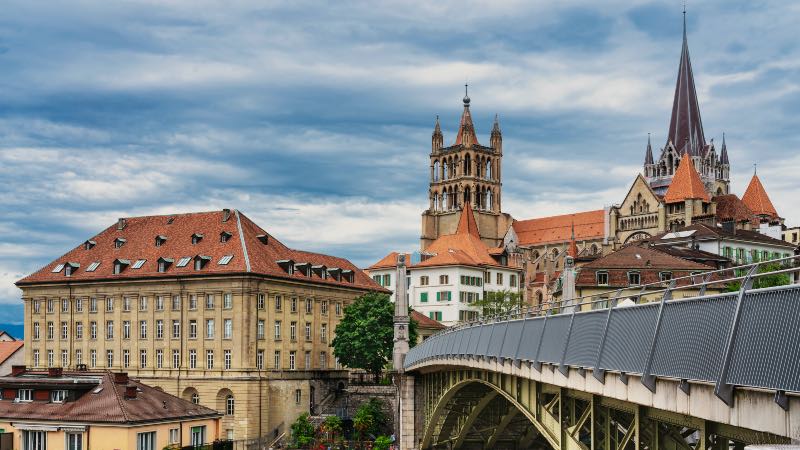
0,0,799,325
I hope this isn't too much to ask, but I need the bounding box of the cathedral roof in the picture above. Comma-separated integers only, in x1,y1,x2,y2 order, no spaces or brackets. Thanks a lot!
666,13,706,157
454,90,479,146
513,210,605,247
456,201,480,237
720,133,730,165
713,194,755,224
742,174,779,219
663,154,710,203
416,204,508,268
644,134,654,165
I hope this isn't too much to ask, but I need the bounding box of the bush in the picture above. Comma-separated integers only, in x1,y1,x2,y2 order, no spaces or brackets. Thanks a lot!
373,435,393,450
290,412,316,448
353,398,388,440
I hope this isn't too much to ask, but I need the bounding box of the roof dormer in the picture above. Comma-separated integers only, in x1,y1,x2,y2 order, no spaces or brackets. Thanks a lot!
277,260,295,275
194,255,211,270
219,231,233,243
294,262,312,277
114,238,126,249
113,259,130,275
328,267,342,281
341,269,354,283
157,257,174,273
84,240,96,250
256,234,269,245
155,235,167,247
312,265,327,278
191,233,203,245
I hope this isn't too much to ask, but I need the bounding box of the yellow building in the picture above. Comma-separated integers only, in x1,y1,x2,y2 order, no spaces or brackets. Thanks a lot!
0,367,220,449
14,209,385,440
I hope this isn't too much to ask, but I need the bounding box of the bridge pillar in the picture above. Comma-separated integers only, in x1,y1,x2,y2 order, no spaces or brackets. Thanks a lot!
399,373,418,450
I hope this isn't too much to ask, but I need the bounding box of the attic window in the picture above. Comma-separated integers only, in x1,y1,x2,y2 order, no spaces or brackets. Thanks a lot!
312,265,327,279
220,231,233,243
64,262,79,277
86,261,101,272
256,234,269,244
276,260,295,275
194,255,211,270
114,238,126,249
113,259,131,275
294,263,312,277
627,271,641,286
52,264,65,273
84,240,96,250
219,255,234,265
157,258,174,273
191,234,203,245
155,235,167,247
176,257,192,267
132,259,146,269
341,270,354,283
328,268,342,281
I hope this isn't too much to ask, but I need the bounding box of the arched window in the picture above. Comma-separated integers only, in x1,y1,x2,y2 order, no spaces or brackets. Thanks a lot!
464,187,471,205
442,191,448,210
443,162,448,180
486,189,492,210
486,160,492,180
192,393,200,404
226,395,235,415
182,387,199,405
433,161,439,181
464,154,471,176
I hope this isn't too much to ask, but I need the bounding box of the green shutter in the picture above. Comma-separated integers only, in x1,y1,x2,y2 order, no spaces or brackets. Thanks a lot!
436,292,441,301
420,292,428,303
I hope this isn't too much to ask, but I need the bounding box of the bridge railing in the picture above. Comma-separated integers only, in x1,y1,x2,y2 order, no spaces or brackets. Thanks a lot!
404,254,800,408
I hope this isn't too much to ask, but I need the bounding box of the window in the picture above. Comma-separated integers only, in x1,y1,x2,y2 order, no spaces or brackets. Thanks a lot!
305,322,312,340
192,234,203,245
47,350,54,367
169,428,180,445
156,296,164,311
33,300,41,314
62,349,68,367
223,293,232,309
140,320,147,339
289,351,296,370
659,272,673,282
596,272,609,286
189,294,197,310
335,302,342,316
158,260,168,273
510,274,517,287
305,298,312,313
75,298,83,312
420,276,429,286
224,349,232,369
132,259,146,269
420,292,428,302
90,321,97,339
172,320,181,339
496,273,503,285
206,350,214,369
290,297,297,312
257,350,265,369
17,388,33,401
206,294,215,309
275,295,282,311
295,389,302,404
191,426,206,447
106,350,114,368
226,394,235,415
257,320,265,339
257,293,265,309
189,320,197,339
47,299,54,313
224,319,232,339
274,350,281,369
319,351,328,369
136,431,156,450
156,320,163,339
106,321,114,339
382,274,392,287
439,275,449,284
33,322,40,340
123,349,130,368
220,231,232,243
22,431,46,450
123,296,131,311
177,256,192,267
428,311,443,321
321,323,328,342
191,393,200,404
106,297,114,312
290,321,297,341
321,300,328,315
156,349,163,368
86,261,100,272
123,321,131,339
61,298,69,312
436,291,451,302
61,321,68,339
305,351,311,369
274,321,281,340
206,319,215,338
189,350,197,368
171,295,181,311
628,272,641,286
173,350,180,368
140,349,147,368
66,432,83,450
155,235,166,247
138,296,147,311
114,238,126,249
219,255,234,265
90,350,97,367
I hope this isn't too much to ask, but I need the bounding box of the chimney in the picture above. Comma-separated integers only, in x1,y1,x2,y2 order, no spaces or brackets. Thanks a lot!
48,367,63,378
114,372,129,384
117,218,127,230
125,385,138,399
721,221,735,234
11,365,25,376
222,208,232,222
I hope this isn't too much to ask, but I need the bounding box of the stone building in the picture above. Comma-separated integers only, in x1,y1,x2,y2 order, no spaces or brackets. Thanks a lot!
15,209,385,441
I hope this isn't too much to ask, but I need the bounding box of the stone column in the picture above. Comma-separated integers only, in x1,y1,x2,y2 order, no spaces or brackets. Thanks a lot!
398,374,417,450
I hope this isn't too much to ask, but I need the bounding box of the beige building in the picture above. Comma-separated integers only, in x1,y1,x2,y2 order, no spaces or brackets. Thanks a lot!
15,209,385,441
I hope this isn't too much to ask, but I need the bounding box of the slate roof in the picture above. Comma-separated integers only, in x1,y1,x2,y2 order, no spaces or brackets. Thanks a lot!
0,370,219,424
666,14,706,156
512,210,605,246
663,154,710,203
742,174,779,219
17,209,384,292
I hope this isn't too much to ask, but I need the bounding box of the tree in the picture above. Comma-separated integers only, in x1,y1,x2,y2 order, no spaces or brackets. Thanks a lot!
289,412,316,448
472,289,523,317
320,415,343,443
353,398,388,440
373,435,394,450
332,292,418,381
725,263,791,292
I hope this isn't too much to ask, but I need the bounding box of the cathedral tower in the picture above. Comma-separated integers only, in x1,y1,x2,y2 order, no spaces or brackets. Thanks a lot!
420,87,512,250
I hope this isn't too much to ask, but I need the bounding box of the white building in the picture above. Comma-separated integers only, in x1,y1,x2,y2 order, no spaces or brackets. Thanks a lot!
367,204,523,326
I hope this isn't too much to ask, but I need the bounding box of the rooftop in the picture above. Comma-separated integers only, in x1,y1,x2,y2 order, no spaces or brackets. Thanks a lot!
512,210,605,247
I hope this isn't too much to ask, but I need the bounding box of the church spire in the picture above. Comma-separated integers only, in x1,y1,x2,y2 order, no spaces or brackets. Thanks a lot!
720,132,729,165
432,115,443,152
667,8,706,156
455,84,479,147
644,133,654,165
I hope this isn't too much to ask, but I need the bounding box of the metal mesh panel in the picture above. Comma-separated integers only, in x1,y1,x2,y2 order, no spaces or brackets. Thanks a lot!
500,319,525,359
517,318,545,361
538,315,571,364
563,310,607,368
468,325,485,355
455,326,470,355
487,322,508,356
651,293,737,381
728,286,800,391
599,304,659,373
475,323,495,357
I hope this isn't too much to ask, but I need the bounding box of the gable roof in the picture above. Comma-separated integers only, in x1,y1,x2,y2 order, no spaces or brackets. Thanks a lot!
411,311,446,331
713,194,755,224
0,341,23,365
653,223,795,249
581,244,712,271
512,210,605,247
742,174,779,219
17,209,383,292
663,154,710,203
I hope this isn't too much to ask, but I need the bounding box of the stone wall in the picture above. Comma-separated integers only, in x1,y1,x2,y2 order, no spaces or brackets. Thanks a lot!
344,384,399,434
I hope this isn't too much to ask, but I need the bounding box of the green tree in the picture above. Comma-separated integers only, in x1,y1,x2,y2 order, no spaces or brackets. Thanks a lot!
725,263,791,292
472,289,523,317
353,398,388,440
289,412,316,448
320,415,343,443
332,292,418,381
373,435,394,450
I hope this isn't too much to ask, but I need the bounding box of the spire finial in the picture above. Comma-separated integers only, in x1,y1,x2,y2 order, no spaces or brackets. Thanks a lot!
754,163,757,176
463,83,471,106
683,2,687,40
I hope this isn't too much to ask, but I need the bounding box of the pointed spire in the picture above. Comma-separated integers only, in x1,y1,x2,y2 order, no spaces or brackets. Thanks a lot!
742,171,778,219
667,9,706,157
456,202,480,237
492,114,501,134
433,115,442,136
455,86,479,146
663,152,710,203
567,220,578,258
644,133,654,165
720,132,729,165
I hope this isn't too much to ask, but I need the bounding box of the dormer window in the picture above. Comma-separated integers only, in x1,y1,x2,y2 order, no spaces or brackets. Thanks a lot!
191,234,204,245
294,263,312,277
277,260,295,275
155,235,167,247
194,255,211,270
157,258,174,273
328,268,342,281
627,271,641,286
64,262,79,277
256,234,269,244
220,231,233,243
132,259,146,269
51,390,68,403
219,255,234,265
341,270,354,283
596,271,609,286
114,238,126,249
312,265,327,279
113,259,131,274
84,240,96,250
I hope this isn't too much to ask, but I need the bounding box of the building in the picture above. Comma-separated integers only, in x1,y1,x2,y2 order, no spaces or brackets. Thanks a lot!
0,367,220,449
783,226,800,250
0,341,23,377
0,333,16,343
410,311,445,344
15,209,385,440
368,205,523,326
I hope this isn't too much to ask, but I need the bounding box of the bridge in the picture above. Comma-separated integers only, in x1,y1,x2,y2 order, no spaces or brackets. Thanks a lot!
399,257,800,450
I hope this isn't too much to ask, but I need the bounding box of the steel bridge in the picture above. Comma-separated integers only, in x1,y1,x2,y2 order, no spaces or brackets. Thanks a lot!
399,257,800,450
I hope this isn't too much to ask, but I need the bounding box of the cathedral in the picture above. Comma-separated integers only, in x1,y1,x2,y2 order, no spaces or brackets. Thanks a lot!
417,12,785,306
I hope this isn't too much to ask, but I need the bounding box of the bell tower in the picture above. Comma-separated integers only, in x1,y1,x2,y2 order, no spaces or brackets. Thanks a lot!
420,86,512,250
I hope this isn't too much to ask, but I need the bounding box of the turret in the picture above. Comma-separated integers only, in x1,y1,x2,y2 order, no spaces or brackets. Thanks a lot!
643,133,654,177
490,114,502,154
432,115,443,153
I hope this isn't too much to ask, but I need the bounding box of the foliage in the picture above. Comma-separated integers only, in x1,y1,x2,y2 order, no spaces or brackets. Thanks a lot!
353,398,388,440
332,292,418,380
373,435,394,450
290,412,316,448
725,263,791,292
472,289,523,317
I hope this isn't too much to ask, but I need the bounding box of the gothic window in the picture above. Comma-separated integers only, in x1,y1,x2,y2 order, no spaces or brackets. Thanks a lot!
486,189,492,210
443,162,448,180
442,191,448,210
464,154,471,176
486,160,492,180
433,161,439,181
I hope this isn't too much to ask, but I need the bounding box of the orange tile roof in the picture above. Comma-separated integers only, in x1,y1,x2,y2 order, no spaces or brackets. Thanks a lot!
513,210,605,246
411,311,446,330
663,154,710,203
742,174,778,218
17,209,384,292
416,205,507,269
366,252,411,271
0,341,23,365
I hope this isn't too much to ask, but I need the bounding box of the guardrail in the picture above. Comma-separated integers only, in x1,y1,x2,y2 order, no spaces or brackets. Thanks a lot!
404,254,800,408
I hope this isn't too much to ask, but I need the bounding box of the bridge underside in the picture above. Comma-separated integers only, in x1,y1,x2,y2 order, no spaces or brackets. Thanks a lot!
419,368,789,450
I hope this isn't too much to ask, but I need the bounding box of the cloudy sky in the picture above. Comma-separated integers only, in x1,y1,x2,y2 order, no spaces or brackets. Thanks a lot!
0,0,798,325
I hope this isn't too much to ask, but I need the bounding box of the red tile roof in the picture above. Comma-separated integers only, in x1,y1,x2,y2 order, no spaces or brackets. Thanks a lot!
663,154,710,203
0,370,219,424
512,210,605,246
580,244,713,271
17,209,384,292
366,252,410,271
0,341,23,365
416,205,505,268
454,103,479,146
411,311,446,330
742,174,779,219
713,194,756,224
